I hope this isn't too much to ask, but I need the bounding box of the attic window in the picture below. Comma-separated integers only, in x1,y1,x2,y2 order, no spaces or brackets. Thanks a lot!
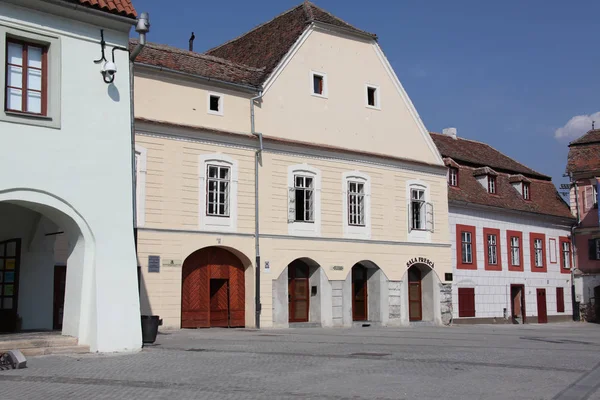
522,182,530,200
208,93,223,115
448,167,458,187
488,176,496,194
311,71,327,97
366,85,379,108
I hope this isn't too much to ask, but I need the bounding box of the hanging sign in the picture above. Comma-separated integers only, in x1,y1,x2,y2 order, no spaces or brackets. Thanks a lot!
148,255,160,273
406,257,435,269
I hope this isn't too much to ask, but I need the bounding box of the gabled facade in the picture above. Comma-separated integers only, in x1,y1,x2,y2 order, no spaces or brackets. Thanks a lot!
566,128,600,321
0,0,142,351
134,2,453,330
432,129,575,324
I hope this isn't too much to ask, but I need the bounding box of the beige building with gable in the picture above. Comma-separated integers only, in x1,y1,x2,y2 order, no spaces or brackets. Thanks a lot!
133,2,452,329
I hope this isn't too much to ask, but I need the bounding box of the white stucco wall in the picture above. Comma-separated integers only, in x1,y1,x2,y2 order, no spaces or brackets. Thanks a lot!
0,2,141,351
450,205,573,321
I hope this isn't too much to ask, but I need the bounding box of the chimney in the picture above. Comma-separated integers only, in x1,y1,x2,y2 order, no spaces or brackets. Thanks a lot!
189,32,195,52
442,127,457,140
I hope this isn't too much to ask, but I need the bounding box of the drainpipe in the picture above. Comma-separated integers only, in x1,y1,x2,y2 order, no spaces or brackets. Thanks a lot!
251,91,264,329
129,13,150,282
570,173,580,321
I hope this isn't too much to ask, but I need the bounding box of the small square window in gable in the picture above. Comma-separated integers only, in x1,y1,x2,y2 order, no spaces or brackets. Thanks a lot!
366,85,379,108
208,93,223,115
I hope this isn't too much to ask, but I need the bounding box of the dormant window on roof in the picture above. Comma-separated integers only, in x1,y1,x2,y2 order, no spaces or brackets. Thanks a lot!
473,167,498,194
448,167,458,187
509,174,532,200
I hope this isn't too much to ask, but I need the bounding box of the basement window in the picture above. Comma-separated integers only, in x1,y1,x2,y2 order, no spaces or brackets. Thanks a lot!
208,93,223,115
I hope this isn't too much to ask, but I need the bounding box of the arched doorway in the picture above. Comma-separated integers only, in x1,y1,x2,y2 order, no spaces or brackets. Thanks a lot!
408,266,422,321
352,264,368,321
181,247,245,328
406,264,436,323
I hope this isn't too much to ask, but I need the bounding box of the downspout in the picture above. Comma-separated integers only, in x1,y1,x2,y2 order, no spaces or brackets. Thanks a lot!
251,91,264,329
129,13,150,290
570,173,580,321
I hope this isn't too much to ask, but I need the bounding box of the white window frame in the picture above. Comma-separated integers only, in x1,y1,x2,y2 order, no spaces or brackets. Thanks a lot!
407,180,433,243
0,25,61,129
310,70,328,98
207,92,224,116
199,153,238,232
487,234,498,265
365,84,380,110
134,145,147,228
522,182,530,200
562,241,571,270
510,236,521,266
342,171,371,239
549,238,557,264
206,164,231,217
461,231,473,264
488,175,496,194
288,164,321,236
534,238,543,267
448,167,458,187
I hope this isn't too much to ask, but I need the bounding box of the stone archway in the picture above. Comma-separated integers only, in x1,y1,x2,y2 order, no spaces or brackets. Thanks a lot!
181,246,247,328
349,260,388,325
404,263,439,323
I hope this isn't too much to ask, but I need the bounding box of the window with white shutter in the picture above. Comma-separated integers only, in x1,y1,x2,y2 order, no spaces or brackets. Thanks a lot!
288,164,321,236
407,181,432,242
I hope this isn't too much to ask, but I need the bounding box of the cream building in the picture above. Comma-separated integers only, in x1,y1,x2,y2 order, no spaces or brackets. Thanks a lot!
133,2,452,329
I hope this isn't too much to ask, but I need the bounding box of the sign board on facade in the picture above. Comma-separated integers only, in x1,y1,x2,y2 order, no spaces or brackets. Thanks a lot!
162,259,182,268
406,257,435,269
332,265,344,271
264,261,270,273
148,255,160,273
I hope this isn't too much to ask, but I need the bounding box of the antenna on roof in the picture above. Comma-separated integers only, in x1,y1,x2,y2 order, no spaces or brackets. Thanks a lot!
189,32,195,52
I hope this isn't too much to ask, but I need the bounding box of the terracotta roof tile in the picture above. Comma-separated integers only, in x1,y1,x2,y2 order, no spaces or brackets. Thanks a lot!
131,40,264,87
431,132,573,220
62,0,137,18
206,1,376,83
566,129,600,175
570,129,600,145
431,132,548,179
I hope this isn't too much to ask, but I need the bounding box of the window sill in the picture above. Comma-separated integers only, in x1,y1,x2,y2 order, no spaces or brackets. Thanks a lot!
365,105,381,111
5,110,52,121
311,93,328,99
293,220,315,224
207,110,224,117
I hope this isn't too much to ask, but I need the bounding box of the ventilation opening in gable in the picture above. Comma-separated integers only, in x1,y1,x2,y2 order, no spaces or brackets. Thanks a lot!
209,95,221,113
313,74,324,95
367,86,377,107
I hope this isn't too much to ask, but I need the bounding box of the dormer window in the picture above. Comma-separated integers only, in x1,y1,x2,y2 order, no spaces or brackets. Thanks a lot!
488,176,496,194
448,167,458,187
522,182,530,200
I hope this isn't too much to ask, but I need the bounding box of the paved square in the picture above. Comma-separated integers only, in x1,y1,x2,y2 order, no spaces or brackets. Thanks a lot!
1,323,600,399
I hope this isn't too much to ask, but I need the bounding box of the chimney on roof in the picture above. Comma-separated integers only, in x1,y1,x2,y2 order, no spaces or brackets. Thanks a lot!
189,32,195,52
442,127,457,140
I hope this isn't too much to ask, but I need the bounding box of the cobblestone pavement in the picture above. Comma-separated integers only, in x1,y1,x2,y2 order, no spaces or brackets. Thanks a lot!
2,323,600,399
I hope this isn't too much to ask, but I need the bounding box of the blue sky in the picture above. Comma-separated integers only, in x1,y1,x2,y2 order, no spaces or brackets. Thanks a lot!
135,0,600,190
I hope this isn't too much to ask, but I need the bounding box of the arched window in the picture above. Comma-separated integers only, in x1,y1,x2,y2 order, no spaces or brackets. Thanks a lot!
342,171,371,239
288,164,321,236
199,153,238,232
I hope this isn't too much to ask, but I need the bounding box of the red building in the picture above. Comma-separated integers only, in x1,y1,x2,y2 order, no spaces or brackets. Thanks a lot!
566,129,600,321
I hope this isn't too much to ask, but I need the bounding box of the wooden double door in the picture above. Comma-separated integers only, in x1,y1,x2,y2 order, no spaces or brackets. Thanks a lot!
288,260,310,323
181,247,245,328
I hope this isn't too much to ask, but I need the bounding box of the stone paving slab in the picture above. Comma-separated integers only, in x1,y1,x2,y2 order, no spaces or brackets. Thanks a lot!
1,322,599,400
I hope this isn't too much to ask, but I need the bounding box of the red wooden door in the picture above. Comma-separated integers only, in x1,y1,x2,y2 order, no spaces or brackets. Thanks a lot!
536,288,547,324
352,264,368,321
288,261,309,322
53,265,67,330
181,247,245,328
458,288,475,317
556,287,565,313
408,267,422,321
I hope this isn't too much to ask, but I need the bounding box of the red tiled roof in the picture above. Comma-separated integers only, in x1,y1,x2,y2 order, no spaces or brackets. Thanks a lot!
567,129,600,175
431,133,573,220
206,1,376,84
62,0,137,18
431,133,548,179
131,40,265,87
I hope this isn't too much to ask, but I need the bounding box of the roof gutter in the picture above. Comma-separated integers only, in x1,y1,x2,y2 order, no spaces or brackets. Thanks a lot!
135,63,260,94
38,0,137,25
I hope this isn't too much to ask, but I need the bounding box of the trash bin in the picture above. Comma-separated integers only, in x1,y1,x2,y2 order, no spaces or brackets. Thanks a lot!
141,315,161,344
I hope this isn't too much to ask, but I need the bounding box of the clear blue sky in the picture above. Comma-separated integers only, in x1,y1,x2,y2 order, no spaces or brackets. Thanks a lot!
134,0,600,189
